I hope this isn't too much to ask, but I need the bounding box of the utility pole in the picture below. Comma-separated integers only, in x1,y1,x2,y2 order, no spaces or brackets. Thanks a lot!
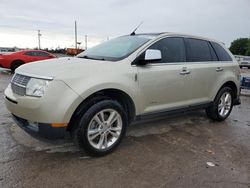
85,35,88,50
75,21,77,49
38,30,42,49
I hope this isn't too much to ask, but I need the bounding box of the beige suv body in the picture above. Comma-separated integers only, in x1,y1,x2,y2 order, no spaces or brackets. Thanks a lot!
4,33,241,156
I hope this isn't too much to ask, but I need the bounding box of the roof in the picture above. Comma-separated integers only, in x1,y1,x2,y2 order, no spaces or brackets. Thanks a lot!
133,32,222,44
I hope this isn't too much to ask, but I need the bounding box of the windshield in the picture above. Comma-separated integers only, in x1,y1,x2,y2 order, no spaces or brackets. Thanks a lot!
77,35,155,61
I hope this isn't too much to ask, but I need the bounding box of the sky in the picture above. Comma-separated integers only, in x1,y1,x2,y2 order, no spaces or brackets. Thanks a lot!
0,0,249,49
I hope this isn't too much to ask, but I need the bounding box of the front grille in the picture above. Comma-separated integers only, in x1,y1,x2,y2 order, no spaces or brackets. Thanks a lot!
11,74,30,96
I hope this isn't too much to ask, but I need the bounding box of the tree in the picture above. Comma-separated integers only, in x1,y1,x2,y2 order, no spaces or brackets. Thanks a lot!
229,38,250,56
246,42,250,56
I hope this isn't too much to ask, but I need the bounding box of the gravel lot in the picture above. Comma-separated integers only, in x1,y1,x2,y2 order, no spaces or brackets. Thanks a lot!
0,68,250,188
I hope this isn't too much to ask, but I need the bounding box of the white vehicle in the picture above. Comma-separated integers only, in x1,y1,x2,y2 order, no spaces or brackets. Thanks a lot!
235,55,250,69
5,33,241,156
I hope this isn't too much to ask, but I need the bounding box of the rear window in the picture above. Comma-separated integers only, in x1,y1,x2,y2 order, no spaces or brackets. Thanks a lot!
210,42,232,61
185,38,214,62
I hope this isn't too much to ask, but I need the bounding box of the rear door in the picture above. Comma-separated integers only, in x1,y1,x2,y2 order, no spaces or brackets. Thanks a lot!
183,38,219,104
137,37,191,114
210,41,236,94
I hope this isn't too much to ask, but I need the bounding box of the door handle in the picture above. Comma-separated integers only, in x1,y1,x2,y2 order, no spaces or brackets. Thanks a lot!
216,67,224,72
179,70,191,75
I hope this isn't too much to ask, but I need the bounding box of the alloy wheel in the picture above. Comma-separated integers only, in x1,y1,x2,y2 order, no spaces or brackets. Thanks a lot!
218,92,232,117
87,109,122,150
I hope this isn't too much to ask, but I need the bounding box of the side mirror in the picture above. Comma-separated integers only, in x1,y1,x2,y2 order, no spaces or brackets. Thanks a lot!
145,49,162,61
136,49,162,66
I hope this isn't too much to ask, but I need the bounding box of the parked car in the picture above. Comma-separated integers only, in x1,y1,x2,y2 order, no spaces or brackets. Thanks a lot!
0,50,56,72
4,33,241,156
235,55,250,69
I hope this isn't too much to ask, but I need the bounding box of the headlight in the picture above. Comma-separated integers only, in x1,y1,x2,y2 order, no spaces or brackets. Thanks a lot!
26,78,50,97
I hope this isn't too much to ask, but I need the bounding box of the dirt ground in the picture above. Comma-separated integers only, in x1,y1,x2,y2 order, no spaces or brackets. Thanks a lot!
0,68,250,188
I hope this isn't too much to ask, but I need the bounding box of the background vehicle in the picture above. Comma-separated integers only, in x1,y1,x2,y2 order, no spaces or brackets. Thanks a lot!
0,50,56,72
5,33,241,157
235,55,250,69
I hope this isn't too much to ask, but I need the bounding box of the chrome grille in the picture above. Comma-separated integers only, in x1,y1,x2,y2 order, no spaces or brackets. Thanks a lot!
11,74,30,96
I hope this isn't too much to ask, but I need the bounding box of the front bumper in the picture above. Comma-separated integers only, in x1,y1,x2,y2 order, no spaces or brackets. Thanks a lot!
12,114,66,139
4,80,83,124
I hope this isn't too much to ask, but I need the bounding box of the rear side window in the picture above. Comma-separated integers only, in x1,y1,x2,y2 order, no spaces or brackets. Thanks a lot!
36,52,50,57
149,37,186,63
210,42,232,61
185,38,214,62
25,52,35,56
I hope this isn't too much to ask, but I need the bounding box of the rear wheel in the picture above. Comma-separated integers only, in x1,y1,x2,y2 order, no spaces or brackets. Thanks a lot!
206,87,233,121
72,100,128,157
11,60,24,73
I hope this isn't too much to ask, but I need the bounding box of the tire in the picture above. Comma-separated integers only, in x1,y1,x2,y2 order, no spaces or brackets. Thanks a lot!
206,87,233,121
10,60,24,73
248,67,250,69
72,100,128,157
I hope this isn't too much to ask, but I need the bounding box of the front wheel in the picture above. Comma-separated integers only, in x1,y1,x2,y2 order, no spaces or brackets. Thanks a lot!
10,60,24,73
72,100,128,157
206,87,233,121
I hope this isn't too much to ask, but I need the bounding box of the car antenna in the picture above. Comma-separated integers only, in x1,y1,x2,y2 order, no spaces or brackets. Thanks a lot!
130,21,144,36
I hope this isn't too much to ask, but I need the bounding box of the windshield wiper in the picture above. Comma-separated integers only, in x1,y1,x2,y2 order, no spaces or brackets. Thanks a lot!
78,55,106,61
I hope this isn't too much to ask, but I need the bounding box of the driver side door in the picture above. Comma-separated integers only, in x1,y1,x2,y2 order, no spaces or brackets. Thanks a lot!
137,37,191,114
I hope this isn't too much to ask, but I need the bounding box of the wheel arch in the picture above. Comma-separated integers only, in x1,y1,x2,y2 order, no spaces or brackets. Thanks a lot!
10,59,25,70
217,81,238,100
67,88,136,132
11,59,25,64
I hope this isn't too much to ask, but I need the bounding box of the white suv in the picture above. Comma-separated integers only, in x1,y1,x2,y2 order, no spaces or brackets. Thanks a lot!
4,33,241,156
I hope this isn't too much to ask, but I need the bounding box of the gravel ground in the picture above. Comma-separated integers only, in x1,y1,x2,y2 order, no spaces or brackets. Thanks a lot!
0,68,250,188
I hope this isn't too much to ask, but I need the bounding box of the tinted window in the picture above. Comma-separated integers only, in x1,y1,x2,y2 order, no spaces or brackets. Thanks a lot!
148,37,186,63
185,38,214,62
208,42,218,61
36,52,50,57
25,52,35,56
210,42,232,61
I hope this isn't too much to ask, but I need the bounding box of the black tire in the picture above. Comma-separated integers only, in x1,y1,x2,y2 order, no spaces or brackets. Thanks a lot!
72,100,128,157
239,66,242,69
248,67,250,69
206,87,233,121
10,60,24,73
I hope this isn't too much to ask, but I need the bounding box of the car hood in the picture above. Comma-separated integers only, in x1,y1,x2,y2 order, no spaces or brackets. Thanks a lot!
15,57,120,79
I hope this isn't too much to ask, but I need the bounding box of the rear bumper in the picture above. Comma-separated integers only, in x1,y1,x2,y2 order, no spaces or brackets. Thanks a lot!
240,64,250,67
12,114,67,140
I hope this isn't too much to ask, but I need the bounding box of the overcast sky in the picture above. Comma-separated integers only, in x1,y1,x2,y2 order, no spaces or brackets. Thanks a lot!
0,0,249,49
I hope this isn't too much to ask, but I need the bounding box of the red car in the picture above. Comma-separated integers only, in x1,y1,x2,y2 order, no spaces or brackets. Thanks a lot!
0,50,56,72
